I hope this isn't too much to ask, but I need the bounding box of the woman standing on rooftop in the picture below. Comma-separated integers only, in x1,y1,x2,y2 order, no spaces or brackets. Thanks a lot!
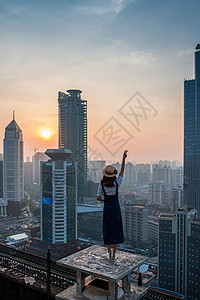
97,150,128,260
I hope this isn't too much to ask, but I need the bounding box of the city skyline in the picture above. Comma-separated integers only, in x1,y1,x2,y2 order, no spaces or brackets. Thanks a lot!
0,0,200,162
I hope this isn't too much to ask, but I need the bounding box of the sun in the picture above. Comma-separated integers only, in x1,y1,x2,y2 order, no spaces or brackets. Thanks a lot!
41,129,52,139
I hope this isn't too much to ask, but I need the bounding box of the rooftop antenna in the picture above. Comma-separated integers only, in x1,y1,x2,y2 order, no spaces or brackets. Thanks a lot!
13,110,15,120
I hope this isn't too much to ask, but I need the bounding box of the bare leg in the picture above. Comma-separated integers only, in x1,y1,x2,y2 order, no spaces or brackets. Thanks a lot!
106,245,112,253
113,244,118,253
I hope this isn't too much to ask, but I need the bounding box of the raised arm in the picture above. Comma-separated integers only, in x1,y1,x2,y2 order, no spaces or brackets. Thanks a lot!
119,150,128,177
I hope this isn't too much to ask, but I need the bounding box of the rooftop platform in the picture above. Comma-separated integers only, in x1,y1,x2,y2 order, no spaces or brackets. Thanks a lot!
57,245,147,300
58,245,146,283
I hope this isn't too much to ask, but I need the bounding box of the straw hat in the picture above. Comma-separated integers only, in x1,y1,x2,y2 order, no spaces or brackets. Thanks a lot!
102,165,117,177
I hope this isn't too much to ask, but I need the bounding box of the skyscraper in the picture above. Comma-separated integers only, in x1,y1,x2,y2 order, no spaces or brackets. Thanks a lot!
58,89,87,199
122,205,148,247
124,162,135,185
32,151,48,184
3,113,24,202
135,163,151,185
149,181,171,206
41,149,77,244
158,208,200,299
0,160,3,198
24,160,33,188
152,164,172,185
184,44,200,216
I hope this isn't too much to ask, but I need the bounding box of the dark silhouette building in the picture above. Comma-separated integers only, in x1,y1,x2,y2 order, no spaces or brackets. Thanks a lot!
58,89,87,200
0,160,3,198
158,208,200,299
184,44,200,216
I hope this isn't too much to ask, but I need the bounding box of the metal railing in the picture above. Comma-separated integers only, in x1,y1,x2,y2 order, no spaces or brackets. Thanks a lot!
0,243,76,292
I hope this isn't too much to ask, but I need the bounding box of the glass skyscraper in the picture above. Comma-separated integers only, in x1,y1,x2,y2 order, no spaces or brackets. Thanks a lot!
41,149,77,244
184,44,200,216
158,209,200,299
58,89,87,200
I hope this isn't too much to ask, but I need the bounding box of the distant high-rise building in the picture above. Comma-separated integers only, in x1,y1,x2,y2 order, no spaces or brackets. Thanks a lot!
171,186,183,212
148,218,158,247
3,113,24,202
124,162,135,185
24,161,33,188
152,164,172,185
87,180,99,198
184,44,200,216
32,152,48,184
135,163,151,185
122,205,148,247
171,167,183,189
158,208,200,299
26,157,31,162
0,160,3,198
171,160,182,169
58,89,87,199
149,181,171,206
136,163,151,173
157,160,171,168
0,198,7,217
137,170,151,185
112,162,121,173
87,160,106,183
0,157,7,217
41,149,77,244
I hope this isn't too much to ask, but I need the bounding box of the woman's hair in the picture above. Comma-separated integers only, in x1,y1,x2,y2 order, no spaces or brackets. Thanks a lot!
101,175,116,187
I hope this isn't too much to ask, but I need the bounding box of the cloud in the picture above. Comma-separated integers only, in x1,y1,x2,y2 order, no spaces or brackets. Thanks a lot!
73,0,134,16
108,50,159,66
177,48,193,57
0,1,30,16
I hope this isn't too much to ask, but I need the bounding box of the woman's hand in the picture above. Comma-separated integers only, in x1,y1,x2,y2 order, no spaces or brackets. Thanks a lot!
123,150,128,159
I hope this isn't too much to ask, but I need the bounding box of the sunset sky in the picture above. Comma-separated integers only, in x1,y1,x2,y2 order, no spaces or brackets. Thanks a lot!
0,0,199,163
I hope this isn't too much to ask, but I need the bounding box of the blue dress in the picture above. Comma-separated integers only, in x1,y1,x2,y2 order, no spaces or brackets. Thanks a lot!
101,181,124,245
